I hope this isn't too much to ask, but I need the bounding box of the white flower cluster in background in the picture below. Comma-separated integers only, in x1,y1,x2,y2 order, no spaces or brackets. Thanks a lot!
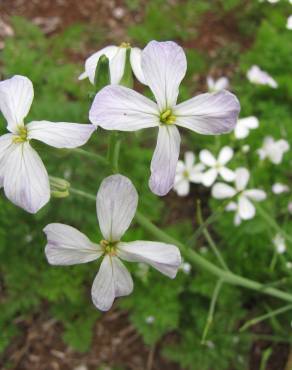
212,168,266,226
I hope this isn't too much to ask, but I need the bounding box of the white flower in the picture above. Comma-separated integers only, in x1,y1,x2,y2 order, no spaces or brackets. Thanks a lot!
287,15,292,30
200,146,235,187
89,41,240,196
257,136,290,164
247,65,278,88
145,316,155,324
267,0,280,3
212,168,266,225
273,234,286,254
44,174,181,311
173,151,204,196
207,76,229,92
180,261,192,274
234,116,259,139
0,75,95,213
79,43,146,85
272,183,289,194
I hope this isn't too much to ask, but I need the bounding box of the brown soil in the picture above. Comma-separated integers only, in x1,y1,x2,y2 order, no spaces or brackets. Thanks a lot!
0,306,180,370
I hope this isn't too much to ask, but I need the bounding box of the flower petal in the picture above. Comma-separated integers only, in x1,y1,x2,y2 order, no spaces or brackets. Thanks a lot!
174,90,240,134
0,133,14,187
238,195,255,220
142,41,187,111
174,178,190,196
219,167,235,182
44,223,102,265
214,77,229,91
212,183,236,199
27,121,96,148
149,125,181,196
235,168,250,192
244,189,266,202
118,241,181,278
184,151,195,169
91,255,133,311
202,168,218,187
0,75,34,133
89,85,159,130
130,47,146,84
109,47,127,85
96,174,138,241
3,142,50,213
218,146,233,165
234,123,249,139
189,167,204,183
79,46,118,84
199,149,216,166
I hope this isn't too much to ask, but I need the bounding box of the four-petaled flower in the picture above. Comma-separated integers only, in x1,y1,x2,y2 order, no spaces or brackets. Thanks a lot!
257,136,290,164
174,151,205,196
79,43,146,85
207,76,229,93
89,41,240,196
247,65,278,88
44,174,181,311
0,75,96,213
200,146,235,187
234,116,259,139
212,168,266,225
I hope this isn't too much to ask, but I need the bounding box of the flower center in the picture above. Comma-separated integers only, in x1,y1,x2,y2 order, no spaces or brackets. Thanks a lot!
120,42,131,48
12,126,28,144
183,170,189,178
100,239,118,256
160,109,176,125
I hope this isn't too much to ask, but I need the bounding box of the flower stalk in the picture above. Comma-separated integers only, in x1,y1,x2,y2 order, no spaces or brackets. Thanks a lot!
68,184,292,304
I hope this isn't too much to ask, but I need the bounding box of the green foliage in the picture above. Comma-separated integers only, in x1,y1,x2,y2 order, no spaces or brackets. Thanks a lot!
0,2,292,370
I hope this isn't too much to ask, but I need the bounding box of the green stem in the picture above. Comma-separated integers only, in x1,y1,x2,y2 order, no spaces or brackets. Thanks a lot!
197,201,230,271
107,132,121,173
72,148,108,166
134,211,292,304
240,304,292,332
201,279,224,343
70,187,96,201
68,187,292,304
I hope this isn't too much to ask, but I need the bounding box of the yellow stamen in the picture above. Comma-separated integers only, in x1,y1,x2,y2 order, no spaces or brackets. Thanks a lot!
100,239,117,256
120,42,131,48
12,126,28,143
160,109,176,125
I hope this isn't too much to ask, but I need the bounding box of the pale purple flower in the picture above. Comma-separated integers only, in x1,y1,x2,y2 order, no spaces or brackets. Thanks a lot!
200,146,235,187
234,116,259,139
173,151,204,196
44,175,181,311
207,76,229,92
247,65,278,88
79,44,145,85
257,136,289,164
0,75,95,213
89,41,240,196
212,168,266,226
